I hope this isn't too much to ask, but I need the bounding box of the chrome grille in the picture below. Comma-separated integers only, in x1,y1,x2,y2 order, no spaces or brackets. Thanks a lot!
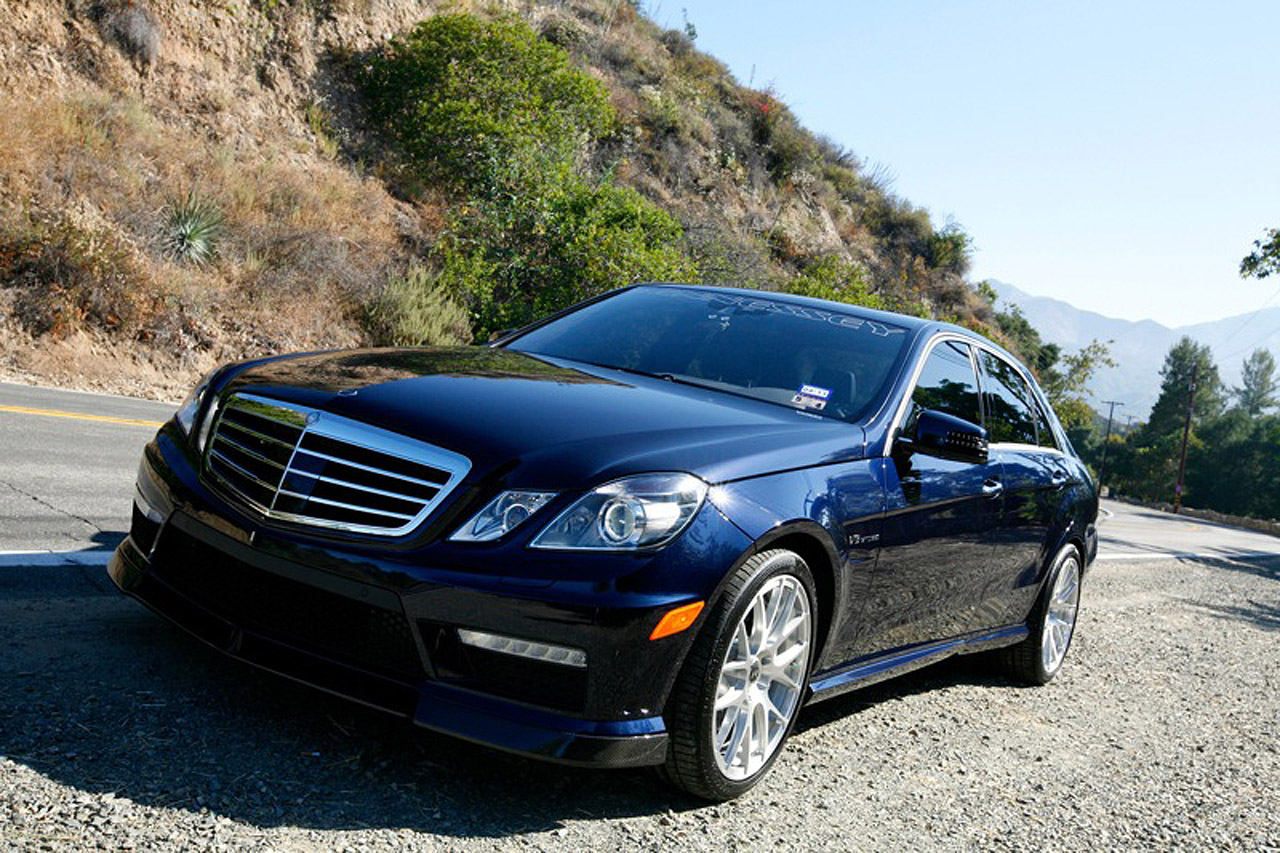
205,393,470,536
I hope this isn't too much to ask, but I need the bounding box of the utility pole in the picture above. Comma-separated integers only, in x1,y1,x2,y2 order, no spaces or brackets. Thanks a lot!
1173,363,1199,514
1096,400,1124,494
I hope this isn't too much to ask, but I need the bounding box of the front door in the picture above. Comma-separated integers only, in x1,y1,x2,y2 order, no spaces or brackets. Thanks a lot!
857,339,1004,654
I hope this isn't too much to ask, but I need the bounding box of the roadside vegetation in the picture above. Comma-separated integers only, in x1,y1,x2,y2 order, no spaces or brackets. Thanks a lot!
1095,340,1280,522
0,0,1105,406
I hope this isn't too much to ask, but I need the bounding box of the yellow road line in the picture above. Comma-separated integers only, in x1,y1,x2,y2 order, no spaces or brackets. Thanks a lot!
0,405,165,428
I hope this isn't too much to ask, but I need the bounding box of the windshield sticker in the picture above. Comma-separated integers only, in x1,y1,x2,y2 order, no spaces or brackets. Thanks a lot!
792,385,831,410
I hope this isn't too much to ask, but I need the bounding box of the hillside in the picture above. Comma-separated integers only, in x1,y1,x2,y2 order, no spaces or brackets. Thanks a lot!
991,281,1280,418
0,0,999,400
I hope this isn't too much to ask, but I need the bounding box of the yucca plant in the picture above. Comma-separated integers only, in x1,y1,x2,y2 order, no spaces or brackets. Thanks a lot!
162,190,224,265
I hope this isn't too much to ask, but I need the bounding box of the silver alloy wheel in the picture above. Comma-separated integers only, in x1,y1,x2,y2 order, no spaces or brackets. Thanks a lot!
712,573,812,781
1042,554,1081,675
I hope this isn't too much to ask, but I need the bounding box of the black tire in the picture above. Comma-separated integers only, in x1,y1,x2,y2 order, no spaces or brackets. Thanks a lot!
996,542,1083,685
660,548,817,801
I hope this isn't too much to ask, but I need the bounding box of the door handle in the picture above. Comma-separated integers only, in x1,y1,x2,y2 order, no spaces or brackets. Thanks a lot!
982,479,1003,498
1050,470,1069,488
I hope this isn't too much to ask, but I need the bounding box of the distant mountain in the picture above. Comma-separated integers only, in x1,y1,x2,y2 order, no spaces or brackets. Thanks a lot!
989,281,1280,420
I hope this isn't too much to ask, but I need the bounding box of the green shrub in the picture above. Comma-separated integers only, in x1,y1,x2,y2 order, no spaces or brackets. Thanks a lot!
682,223,780,290
785,256,885,311
766,120,820,180
742,88,818,180
539,12,587,50
659,28,695,58
926,225,973,275
440,176,699,339
361,265,471,347
163,190,225,266
360,13,614,196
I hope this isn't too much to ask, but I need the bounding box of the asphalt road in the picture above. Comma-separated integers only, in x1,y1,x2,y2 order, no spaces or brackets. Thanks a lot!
0,383,174,558
2,381,1278,561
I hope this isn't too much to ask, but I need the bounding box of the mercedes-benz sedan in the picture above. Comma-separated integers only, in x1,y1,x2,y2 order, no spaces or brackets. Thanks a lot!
111,284,1097,800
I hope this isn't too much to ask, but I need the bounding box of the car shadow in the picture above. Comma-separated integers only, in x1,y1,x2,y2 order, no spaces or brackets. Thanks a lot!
795,654,1017,735
0,560,706,837
0,560,1065,836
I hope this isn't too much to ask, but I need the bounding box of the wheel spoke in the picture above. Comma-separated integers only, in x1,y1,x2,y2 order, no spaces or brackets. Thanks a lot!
762,692,787,724
723,704,749,764
715,684,746,711
773,642,806,669
735,704,755,770
715,706,738,745
777,613,807,645
1056,576,1078,606
750,597,768,653
766,584,796,641
735,622,751,659
761,663,799,690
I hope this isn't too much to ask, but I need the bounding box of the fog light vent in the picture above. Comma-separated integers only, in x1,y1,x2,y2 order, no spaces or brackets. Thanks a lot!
456,629,587,668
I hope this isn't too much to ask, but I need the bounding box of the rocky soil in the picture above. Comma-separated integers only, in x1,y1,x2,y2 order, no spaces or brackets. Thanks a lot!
1,553,1277,851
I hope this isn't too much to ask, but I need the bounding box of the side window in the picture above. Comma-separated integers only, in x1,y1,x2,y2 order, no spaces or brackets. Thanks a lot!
1031,397,1059,450
909,340,981,429
979,350,1037,445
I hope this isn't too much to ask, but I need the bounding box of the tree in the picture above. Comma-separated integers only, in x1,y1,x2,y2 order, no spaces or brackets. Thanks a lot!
1145,337,1223,439
1038,339,1116,428
1240,228,1280,279
1234,348,1278,416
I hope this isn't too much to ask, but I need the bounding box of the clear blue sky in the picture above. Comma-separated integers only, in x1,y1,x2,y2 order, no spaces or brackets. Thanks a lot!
651,1,1280,328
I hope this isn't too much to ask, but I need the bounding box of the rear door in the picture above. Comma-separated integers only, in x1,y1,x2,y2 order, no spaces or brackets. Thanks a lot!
860,339,1004,653
978,349,1069,625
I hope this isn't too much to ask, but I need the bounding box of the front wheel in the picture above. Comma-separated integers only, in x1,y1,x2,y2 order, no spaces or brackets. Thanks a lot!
660,549,816,801
997,542,1082,685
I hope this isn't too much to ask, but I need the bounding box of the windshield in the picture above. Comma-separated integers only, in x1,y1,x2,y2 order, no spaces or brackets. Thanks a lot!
507,286,909,422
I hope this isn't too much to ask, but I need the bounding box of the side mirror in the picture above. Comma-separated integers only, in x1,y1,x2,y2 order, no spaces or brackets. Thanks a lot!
898,409,988,464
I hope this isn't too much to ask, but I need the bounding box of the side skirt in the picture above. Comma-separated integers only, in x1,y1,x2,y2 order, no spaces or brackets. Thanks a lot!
805,625,1028,703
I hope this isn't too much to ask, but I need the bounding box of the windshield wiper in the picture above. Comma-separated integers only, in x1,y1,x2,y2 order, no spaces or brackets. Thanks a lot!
578,361,717,391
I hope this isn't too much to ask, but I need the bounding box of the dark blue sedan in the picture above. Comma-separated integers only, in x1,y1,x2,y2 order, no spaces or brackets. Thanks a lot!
111,284,1097,800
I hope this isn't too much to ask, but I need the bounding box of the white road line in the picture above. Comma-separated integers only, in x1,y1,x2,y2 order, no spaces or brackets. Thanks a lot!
1095,550,1279,562
0,550,114,568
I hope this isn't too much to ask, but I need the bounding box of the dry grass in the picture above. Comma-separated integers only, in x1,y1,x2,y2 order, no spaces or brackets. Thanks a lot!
0,89,410,384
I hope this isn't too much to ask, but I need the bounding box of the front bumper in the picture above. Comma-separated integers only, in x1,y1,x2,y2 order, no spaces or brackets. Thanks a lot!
108,430,751,769
110,519,668,768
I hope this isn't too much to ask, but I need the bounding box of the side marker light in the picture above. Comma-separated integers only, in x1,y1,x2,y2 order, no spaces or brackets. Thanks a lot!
650,601,705,640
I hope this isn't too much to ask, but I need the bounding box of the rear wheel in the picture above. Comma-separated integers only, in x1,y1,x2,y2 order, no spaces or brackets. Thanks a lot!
997,543,1082,684
661,549,816,801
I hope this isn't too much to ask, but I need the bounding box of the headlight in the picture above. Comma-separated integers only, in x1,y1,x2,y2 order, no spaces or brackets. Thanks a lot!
530,473,708,551
450,490,556,542
174,370,217,435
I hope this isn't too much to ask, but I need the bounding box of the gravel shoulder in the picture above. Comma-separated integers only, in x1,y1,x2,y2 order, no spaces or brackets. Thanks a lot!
1,553,1277,851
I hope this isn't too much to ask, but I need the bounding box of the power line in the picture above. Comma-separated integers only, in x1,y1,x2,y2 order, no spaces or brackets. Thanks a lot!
1210,282,1280,362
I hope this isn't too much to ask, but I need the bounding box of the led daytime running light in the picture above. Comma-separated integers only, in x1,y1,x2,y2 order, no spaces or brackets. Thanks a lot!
457,628,587,668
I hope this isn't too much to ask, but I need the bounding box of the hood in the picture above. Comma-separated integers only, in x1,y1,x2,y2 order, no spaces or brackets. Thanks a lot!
221,347,866,488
